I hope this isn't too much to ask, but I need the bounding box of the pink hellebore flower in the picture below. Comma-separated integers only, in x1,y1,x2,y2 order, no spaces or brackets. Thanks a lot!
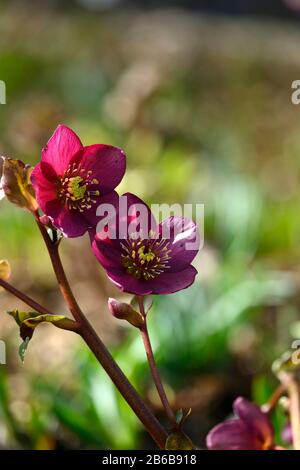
206,397,276,450
90,193,199,295
31,125,125,237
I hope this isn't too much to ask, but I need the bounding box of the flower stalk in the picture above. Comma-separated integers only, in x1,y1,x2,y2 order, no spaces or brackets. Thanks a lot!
138,296,177,429
261,383,286,414
279,372,300,450
36,219,167,449
288,378,300,450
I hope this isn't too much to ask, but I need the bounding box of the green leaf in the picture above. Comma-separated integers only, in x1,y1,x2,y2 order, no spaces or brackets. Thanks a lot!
176,407,192,427
176,408,184,424
8,310,40,328
272,350,300,375
21,314,76,338
19,337,30,363
7,309,77,361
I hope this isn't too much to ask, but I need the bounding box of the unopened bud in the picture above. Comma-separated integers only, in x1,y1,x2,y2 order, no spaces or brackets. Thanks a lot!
0,260,11,281
108,298,144,328
0,158,4,200
165,431,195,450
0,157,38,212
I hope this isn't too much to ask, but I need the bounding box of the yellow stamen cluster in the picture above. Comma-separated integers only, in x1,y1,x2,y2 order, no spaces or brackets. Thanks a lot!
57,163,100,212
67,176,87,200
121,238,171,281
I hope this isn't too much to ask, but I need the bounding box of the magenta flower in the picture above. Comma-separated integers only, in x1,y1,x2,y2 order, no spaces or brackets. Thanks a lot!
90,193,199,295
206,397,275,450
31,125,125,237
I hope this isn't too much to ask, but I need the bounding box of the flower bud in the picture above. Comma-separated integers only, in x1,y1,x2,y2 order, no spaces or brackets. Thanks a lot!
0,157,38,212
0,260,11,291
0,260,11,281
0,158,4,200
165,431,195,450
108,298,144,328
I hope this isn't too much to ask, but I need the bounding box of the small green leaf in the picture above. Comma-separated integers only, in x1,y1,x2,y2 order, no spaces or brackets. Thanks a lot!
272,350,300,375
7,309,39,327
176,408,184,424
19,337,30,362
22,314,77,335
175,407,192,427
7,310,77,360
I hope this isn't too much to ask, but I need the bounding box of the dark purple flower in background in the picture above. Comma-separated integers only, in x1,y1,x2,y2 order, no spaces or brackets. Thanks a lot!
283,0,300,13
90,193,199,295
206,397,276,450
31,125,125,237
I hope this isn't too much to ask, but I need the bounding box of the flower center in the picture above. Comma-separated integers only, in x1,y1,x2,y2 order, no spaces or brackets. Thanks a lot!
57,163,100,212
67,176,87,200
121,238,171,281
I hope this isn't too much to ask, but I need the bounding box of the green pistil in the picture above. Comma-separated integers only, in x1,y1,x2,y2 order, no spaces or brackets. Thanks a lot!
121,241,170,281
138,246,155,263
67,176,86,201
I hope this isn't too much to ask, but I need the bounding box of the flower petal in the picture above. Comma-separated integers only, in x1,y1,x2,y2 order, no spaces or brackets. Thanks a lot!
206,420,258,450
146,266,198,294
158,216,200,272
45,200,87,237
93,192,157,240
83,190,119,230
121,193,157,238
105,267,154,296
41,125,83,175
31,163,57,213
91,243,197,294
91,235,122,271
75,144,126,194
233,397,274,448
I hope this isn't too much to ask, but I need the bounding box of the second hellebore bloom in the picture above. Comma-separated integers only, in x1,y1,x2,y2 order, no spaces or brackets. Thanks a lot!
90,193,199,295
31,125,126,237
206,397,275,450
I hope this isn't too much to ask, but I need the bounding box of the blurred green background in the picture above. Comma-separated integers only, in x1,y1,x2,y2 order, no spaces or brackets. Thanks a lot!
1,0,300,449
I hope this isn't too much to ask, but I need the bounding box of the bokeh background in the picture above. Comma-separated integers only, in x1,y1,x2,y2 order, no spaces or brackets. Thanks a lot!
1,0,300,449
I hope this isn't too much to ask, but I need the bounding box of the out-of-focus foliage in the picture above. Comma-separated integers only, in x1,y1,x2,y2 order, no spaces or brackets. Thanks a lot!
1,2,300,449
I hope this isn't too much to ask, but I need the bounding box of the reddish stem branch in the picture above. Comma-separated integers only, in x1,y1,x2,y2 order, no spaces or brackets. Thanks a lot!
36,221,167,449
0,278,56,316
261,383,286,414
138,297,177,429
